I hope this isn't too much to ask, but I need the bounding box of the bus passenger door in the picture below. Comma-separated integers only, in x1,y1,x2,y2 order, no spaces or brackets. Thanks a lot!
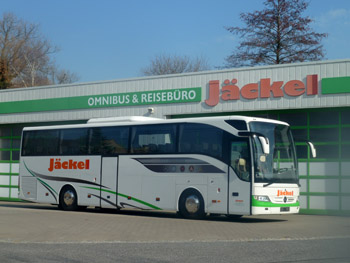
100,157,118,209
228,140,251,216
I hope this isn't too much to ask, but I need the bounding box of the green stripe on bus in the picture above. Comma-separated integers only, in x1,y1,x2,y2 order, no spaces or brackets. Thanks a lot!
81,186,162,210
23,161,58,195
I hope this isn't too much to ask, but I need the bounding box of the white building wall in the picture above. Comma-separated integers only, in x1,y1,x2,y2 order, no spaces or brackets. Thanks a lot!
0,59,349,124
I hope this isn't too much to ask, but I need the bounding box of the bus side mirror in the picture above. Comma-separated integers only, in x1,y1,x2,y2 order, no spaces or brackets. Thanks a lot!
238,131,270,155
259,136,270,155
307,142,317,158
293,136,317,159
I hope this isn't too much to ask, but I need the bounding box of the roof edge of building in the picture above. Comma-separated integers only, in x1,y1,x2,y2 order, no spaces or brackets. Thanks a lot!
1,58,350,94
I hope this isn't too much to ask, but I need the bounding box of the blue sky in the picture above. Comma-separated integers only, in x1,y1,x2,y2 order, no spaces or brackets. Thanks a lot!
2,0,350,83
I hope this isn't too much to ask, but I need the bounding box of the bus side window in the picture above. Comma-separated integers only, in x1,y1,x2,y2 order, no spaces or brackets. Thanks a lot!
131,124,176,154
230,140,250,182
22,130,60,156
60,128,88,155
90,127,129,155
179,123,223,160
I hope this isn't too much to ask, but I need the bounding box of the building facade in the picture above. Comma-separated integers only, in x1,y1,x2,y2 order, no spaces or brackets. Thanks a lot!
1,59,349,215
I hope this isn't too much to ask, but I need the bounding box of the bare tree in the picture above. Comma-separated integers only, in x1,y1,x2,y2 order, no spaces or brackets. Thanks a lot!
224,0,327,67
0,13,78,89
141,54,210,76
12,39,56,88
51,68,80,85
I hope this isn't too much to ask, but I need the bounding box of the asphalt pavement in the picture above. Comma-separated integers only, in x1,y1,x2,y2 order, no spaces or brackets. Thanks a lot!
1,202,349,262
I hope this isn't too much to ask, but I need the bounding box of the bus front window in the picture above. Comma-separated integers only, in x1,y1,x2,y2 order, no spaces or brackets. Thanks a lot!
249,122,298,185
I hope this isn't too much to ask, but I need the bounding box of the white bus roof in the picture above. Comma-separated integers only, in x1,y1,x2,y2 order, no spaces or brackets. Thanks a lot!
22,115,289,131
87,116,163,124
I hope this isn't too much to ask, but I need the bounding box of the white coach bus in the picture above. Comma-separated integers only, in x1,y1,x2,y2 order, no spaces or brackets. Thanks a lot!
19,116,302,218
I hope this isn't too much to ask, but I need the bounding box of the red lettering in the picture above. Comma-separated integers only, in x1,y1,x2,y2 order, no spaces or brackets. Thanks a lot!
284,80,305,96
69,160,78,169
48,159,90,171
241,83,259,99
277,190,294,196
54,160,61,170
260,78,284,98
62,161,68,169
307,74,318,95
48,158,54,172
205,74,319,107
77,161,85,169
205,80,220,106
221,79,240,101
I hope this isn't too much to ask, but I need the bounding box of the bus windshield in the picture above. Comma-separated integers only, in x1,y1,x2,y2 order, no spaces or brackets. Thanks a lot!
249,121,298,185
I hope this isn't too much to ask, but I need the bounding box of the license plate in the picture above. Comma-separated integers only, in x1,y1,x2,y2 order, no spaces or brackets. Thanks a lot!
280,207,290,212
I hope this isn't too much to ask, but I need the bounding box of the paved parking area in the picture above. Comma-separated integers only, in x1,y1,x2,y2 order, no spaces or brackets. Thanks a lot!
1,201,349,244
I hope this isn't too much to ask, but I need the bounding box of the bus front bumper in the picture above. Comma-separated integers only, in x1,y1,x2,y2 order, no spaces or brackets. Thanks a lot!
252,205,300,215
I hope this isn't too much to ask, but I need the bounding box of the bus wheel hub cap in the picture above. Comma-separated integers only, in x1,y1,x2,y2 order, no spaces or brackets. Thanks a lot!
185,195,200,214
63,190,75,206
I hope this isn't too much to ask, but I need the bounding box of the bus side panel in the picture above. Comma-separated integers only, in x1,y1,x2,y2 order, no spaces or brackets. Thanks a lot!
117,154,229,214
118,155,177,211
142,173,176,210
228,167,251,215
61,156,102,207
118,156,149,210
19,156,102,207
100,157,118,209
19,157,58,204
175,155,229,215
206,173,228,214
19,157,51,203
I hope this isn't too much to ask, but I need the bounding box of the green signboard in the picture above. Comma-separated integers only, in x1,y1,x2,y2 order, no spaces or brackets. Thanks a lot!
322,76,350,94
0,87,202,114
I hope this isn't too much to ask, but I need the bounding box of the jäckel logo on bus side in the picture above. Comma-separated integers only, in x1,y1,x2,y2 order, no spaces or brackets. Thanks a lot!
48,158,90,172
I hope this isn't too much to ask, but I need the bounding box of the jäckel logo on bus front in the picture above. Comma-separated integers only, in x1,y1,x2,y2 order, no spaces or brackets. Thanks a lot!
48,158,90,172
277,189,294,197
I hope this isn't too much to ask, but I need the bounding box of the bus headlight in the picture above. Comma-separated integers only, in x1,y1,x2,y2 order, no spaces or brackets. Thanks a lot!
254,195,271,202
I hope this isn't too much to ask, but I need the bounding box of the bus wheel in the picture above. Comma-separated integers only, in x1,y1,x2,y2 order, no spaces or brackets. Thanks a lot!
60,186,78,211
179,189,205,219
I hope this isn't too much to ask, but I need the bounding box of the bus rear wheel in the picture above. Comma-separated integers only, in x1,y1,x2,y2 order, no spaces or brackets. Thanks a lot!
179,189,205,219
60,186,78,211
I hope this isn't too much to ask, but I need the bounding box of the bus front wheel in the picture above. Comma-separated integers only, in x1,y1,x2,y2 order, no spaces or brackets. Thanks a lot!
179,189,205,219
59,186,78,211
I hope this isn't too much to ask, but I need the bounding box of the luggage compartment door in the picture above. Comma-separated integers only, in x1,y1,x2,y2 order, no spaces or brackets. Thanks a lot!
100,157,118,209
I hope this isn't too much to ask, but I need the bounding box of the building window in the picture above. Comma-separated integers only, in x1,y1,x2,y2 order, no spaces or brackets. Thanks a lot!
309,111,339,126
309,127,339,143
280,112,308,127
0,126,22,200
